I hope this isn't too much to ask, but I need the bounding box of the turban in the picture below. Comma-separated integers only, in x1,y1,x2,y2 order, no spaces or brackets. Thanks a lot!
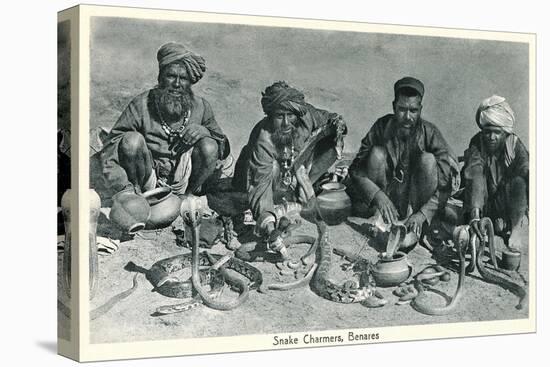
475,95,515,134
157,42,206,84
261,81,307,116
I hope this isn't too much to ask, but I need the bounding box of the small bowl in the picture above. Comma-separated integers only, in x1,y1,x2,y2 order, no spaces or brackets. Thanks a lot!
499,249,521,271
371,251,412,287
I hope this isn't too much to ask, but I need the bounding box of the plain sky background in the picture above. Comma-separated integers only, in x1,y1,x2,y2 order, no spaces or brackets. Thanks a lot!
88,16,529,158
0,1,547,366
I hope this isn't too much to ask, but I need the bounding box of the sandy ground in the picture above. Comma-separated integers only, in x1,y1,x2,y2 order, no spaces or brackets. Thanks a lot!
57,204,528,344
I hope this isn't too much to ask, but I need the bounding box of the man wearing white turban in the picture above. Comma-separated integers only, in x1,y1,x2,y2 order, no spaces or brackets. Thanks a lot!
100,42,230,202
463,95,529,251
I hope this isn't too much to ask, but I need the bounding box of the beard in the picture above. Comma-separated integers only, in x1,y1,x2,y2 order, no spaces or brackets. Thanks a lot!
272,126,299,150
156,85,193,122
396,120,418,140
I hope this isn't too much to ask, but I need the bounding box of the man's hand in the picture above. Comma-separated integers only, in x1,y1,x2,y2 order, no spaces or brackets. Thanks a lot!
405,211,426,238
180,124,210,145
372,190,399,224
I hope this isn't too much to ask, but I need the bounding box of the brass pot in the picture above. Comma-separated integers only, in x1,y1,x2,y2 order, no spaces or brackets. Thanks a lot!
317,182,352,225
109,191,151,234
500,249,521,271
142,187,181,230
371,251,412,287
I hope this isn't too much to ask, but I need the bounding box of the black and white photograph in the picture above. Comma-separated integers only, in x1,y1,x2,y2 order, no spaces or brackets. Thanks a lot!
47,2,539,363
57,19,72,342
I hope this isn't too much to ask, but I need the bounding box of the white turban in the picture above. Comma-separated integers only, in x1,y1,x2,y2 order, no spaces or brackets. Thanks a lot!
475,95,515,134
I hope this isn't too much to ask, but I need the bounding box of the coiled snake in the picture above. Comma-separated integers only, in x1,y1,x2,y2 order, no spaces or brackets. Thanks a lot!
411,218,527,315
148,195,263,315
411,225,468,315
473,218,527,310
308,199,374,303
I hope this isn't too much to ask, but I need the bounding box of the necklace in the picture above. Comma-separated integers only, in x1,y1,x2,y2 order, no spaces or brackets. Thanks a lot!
154,96,190,140
279,144,296,187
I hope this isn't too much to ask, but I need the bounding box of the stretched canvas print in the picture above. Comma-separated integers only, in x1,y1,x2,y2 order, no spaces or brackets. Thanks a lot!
57,4,536,362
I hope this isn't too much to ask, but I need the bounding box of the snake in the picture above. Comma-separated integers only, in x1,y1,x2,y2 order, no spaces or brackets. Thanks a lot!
58,273,140,321
259,234,319,292
411,218,527,315
411,225,468,316
474,217,528,310
145,250,263,314
308,200,373,303
148,195,263,314
283,120,373,304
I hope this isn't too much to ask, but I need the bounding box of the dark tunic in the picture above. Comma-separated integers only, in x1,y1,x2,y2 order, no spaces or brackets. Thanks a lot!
462,132,529,216
233,103,341,220
349,114,459,223
100,90,229,194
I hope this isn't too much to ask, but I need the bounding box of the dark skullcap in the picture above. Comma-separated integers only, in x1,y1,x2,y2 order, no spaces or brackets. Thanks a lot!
394,77,425,98
157,42,206,84
261,81,307,116
476,95,515,134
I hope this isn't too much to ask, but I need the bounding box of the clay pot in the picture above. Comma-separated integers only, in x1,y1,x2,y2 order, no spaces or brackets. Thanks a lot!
109,191,151,234
317,182,352,225
500,249,521,271
371,251,412,287
142,187,181,229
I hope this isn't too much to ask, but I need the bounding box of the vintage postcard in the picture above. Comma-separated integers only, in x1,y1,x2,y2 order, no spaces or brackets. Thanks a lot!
57,4,535,362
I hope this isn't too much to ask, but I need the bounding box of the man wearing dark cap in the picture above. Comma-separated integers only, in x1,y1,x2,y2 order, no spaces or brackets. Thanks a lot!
233,81,346,256
349,77,459,242
100,42,230,200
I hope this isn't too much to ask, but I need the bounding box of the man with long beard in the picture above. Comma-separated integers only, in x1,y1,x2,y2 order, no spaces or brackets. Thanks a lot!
349,77,459,244
463,95,529,251
232,81,346,258
100,42,230,200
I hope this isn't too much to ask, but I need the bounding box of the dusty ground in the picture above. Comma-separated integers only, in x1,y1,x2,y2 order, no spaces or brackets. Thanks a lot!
58,201,529,344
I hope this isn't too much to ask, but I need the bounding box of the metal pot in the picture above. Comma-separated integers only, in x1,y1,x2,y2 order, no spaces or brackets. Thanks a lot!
317,182,352,225
142,187,181,229
371,251,412,287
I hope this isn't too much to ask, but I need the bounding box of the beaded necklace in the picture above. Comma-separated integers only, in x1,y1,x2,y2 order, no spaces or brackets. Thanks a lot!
154,95,190,141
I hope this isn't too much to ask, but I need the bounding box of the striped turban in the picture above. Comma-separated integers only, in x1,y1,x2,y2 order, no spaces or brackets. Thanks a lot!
261,81,307,116
157,42,206,84
475,95,515,134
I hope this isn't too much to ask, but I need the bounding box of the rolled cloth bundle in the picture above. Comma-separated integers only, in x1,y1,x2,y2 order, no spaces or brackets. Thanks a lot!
261,81,307,116
157,42,206,84
475,95,515,134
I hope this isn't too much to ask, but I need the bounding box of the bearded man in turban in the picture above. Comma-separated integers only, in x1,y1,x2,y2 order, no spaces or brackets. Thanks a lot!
463,95,529,251
232,81,346,258
348,77,460,245
100,42,230,202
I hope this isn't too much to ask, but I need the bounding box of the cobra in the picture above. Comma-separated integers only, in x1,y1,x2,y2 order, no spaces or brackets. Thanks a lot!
173,195,261,311
411,218,527,315
308,199,373,303
411,225,468,316
288,121,374,304
143,250,263,315
473,218,527,310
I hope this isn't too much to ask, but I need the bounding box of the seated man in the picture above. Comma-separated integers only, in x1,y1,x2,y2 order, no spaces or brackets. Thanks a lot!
349,77,459,242
463,95,529,251
100,42,230,200
232,81,346,256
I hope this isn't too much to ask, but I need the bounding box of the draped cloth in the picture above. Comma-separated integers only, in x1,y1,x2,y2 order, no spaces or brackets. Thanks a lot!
475,95,515,134
157,42,206,84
